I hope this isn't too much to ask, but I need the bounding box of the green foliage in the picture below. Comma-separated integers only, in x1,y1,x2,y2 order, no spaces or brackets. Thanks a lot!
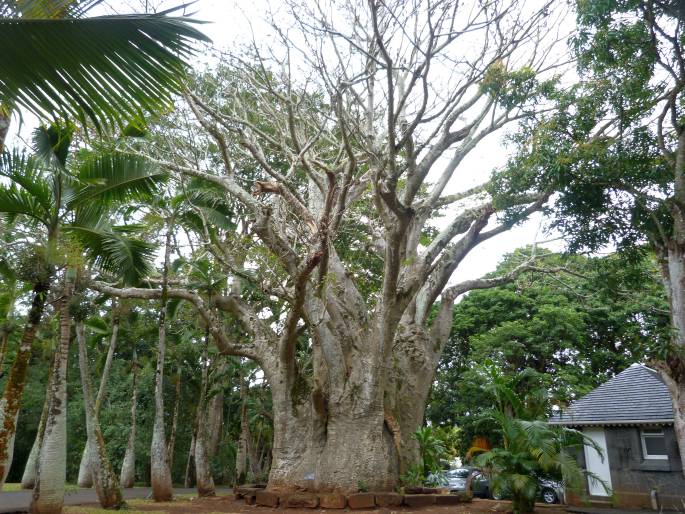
399,464,424,488
428,248,669,454
472,367,606,514
0,5,209,131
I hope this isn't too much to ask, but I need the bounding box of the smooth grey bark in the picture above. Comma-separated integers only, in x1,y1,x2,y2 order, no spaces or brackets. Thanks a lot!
654,132,685,477
184,433,196,488
235,374,248,485
207,372,224,458
21,367,53,489
30,280,71,514
150,229,173,501
77,310,120,487
195,330,215,496
166,365,182,466
120,349,138,488
75,322,123,508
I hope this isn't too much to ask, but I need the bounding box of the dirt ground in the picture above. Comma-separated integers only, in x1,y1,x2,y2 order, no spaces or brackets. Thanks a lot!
65,494,569,514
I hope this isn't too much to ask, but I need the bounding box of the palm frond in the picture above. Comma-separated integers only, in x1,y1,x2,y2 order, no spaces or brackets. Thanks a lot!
71,152,167,207
66,221,154,284
0,183,50,226
0,13,210,130
1,1,105,19
0,149,53,213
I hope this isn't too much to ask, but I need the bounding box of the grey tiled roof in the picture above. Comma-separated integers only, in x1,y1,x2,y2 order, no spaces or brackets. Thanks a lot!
549,364,674,426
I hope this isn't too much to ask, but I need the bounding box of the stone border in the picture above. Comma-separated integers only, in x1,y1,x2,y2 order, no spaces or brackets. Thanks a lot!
235,486,472,509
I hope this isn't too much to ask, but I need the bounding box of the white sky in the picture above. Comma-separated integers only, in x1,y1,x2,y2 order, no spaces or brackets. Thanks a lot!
6,0,568,286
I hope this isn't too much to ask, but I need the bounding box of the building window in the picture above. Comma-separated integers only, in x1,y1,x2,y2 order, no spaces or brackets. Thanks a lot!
640,428,668,460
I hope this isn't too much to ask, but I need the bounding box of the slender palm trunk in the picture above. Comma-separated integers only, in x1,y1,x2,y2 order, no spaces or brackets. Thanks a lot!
21,362,54,489
76,322,123,508
30,280,71,514
236,376,249,485
166,366,182,466
0,108,10,153
184,433,196,488
120,349,138,488
195,329,215,496
77,310,120,487
0,280,50,488
0,329,9,376
151,229,173,501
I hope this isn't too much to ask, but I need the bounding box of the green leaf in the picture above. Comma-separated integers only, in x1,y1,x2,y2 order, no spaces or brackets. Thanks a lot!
0,13,210,130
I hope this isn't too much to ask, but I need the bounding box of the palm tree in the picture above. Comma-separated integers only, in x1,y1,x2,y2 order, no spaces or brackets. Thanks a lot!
0,121,162,493
150,225,174,501
119,348,139,488
77,300,121,488
0,0,209,149
473,365,607,514
474,415,605,514
75,318,123,509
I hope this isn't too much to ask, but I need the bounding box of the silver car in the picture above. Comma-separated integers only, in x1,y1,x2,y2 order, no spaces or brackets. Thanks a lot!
428,467,473,493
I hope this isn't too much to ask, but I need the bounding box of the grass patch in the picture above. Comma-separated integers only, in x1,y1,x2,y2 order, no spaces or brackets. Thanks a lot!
3,483,23,491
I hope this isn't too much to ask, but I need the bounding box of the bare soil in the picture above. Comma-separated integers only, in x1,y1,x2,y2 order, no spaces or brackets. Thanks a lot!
109,494,570,514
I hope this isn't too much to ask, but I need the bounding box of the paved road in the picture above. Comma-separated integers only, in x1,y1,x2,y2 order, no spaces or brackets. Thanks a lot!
0,487,223,513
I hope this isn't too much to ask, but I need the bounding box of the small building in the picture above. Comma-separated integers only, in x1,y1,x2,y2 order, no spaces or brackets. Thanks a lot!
549,364,685,509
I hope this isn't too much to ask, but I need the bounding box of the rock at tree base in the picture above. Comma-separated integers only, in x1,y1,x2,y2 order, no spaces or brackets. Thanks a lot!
403,494,436,507
319,493,347,509
375,493,403,507
284,493,319,508
348,493,376,509
256,490,280,507
435,493,470,505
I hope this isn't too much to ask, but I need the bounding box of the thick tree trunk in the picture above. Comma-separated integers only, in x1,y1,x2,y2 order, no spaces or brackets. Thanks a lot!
21,367,53,489
151,229,173,501
265,316,442,493
120,350,138,488
166,366,182,466
0,280,50,489
657,132,685,477
77,311,120,488
30,281,71,514
75,322,123,509
195,330,215,496
207,376,224,458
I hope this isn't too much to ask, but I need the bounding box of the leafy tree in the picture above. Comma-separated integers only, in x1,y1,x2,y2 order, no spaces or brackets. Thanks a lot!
428,248,669,455
492,0,685,471
0,124,160,511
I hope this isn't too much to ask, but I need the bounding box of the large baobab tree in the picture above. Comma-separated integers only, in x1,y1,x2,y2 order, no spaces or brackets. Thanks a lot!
95,0,564,492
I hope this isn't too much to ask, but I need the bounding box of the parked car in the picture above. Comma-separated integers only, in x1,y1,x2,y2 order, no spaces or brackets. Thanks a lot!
427,467,473,492
426,468,473,493
470,470,564,504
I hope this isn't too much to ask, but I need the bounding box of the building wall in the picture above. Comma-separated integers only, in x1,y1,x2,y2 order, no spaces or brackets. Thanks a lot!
604,426,684,509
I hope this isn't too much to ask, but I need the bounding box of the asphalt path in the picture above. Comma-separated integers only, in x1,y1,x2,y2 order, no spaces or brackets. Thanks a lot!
0,487,224,513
